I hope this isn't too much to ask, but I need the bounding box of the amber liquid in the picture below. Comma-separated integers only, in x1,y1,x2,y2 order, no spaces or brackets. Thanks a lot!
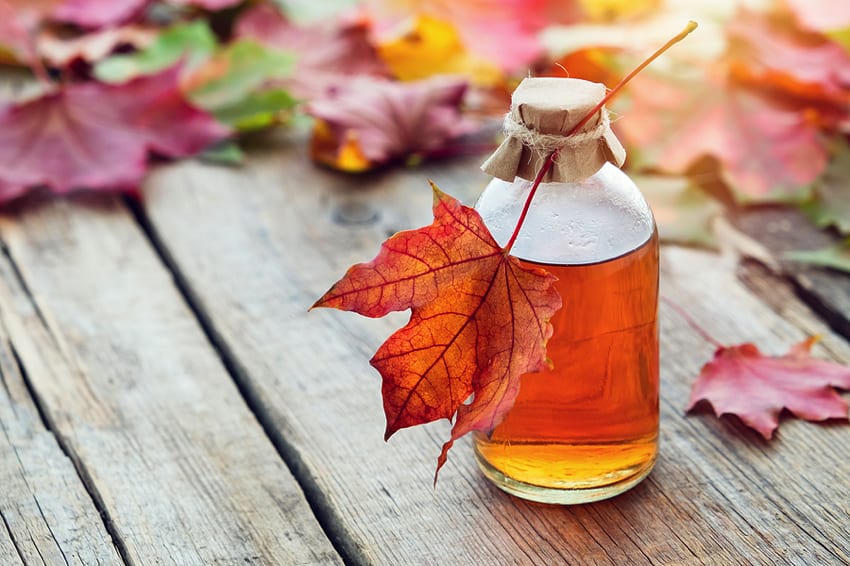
474,231,659,504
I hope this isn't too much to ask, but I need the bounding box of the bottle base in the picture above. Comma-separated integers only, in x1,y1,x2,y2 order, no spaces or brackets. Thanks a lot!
474,449,656,505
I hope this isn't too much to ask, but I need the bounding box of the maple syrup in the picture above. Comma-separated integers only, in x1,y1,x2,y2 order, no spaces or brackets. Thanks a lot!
474,164,659,504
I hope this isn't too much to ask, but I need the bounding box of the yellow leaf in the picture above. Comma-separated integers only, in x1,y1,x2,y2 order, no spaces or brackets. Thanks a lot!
377,15,502,86
579,0,660,22
310,119,373,173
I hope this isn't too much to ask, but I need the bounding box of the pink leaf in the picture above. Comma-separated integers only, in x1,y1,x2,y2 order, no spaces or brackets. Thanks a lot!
362,0,577,74
0,5,30,61
169,0,241,9
688,338,850,439
235,3,388,100
306,75,476,165
619,73,830,203
727,11,850,105
0,66,229,203
784,0,850,33
52,0,149,28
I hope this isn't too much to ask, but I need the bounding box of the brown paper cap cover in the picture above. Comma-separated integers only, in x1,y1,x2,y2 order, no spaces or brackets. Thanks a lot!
481,77,626,183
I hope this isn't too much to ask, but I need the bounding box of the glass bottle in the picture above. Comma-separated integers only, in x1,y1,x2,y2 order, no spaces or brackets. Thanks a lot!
473,78,659,505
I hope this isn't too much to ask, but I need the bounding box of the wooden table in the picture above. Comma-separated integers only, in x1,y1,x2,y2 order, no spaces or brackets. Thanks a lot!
0,130,847,565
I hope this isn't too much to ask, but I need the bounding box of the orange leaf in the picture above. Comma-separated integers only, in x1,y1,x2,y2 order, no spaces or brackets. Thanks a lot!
542,47,623,86
313,184,561,475
726,11,850,106
688,337,850,439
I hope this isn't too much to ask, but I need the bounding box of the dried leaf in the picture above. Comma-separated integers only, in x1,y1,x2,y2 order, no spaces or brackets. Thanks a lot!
306,76,477,171
184,39,296,129
169,0,241,9
727,11,850,106
376,15,502,86
95,20,217,83
52,0,149,28
0,0,42,62
199,139,244,165
689,338,850,438
37,24,158,67
541,47,623,86
801,139,850,234
0,66,229,202
785,241,850,274
619,72,828,203
274,0,359,25
235,3,388,100
784,0,850,33
95,19,296,131
313,185,561,474
364,0,577,74
310,119,372,172
578,0,660,22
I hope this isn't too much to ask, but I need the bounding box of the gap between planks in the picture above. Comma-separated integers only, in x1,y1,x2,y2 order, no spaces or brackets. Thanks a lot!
122,196,358,565
0,194,342,565
0,239,129,566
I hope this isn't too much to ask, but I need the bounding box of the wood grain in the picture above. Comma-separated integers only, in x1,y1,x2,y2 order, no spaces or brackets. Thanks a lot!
0,196,341,565
140,136,850,565
734,207,850,339
0,256,122,565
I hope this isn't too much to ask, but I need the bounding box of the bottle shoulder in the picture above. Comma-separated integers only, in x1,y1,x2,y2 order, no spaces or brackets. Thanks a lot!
475,163,655,264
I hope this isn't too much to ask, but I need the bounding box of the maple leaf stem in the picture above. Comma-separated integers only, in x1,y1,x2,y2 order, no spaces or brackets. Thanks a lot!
503,21,698,254
661,296,724,348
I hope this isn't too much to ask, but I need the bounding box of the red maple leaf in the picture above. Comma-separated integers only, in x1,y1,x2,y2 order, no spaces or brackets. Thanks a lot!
0,66,229,202
313,185,561,475
688,337,850,439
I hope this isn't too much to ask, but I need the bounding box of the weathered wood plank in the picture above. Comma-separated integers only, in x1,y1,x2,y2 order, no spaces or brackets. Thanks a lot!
141,137,850,565
0,196,341,565
0,298,123,566
659,247,850,564
734,207,850,338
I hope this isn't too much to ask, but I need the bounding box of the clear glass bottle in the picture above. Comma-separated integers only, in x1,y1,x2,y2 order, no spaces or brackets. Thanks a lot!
474,127,659,503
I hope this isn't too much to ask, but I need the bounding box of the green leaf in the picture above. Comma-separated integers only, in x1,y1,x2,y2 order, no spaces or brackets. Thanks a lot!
185,39,296,130
186,40,294,108
634,175,722,248
212,90,297,130
199,140,245,165
785,240,850,274
95,20,218,84
800,138,850,235
275,0,359,24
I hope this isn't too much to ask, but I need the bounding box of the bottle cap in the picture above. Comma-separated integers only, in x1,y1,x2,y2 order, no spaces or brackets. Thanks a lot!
481,77,626,183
